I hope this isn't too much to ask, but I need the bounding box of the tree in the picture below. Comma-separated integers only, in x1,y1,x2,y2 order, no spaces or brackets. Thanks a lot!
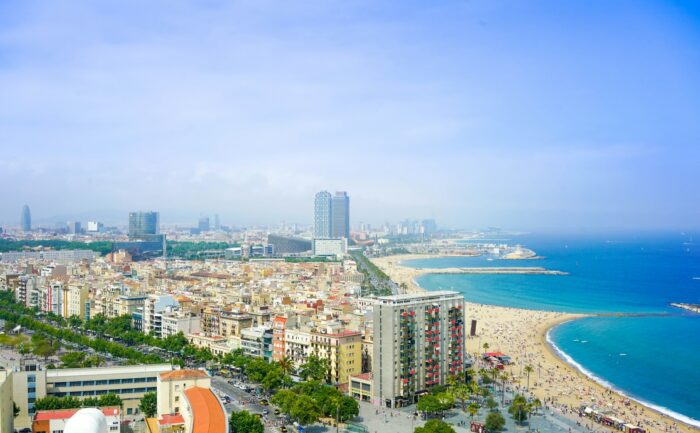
335,395,359,422
261,369,286,391
230,410,264,433
467,402,480,420
13,402,20,417
139,392,157,418
98,393,123,408
299,355,330,382
484,411,505,432
415,419,456,433
508,395,530,425
451,383,471,411
482,342,489,353
485,396,498,412
277,356,294,376
290,395,321,426
530,398,542,415
523,365,534,390
271,390,297,414
500,372,509,404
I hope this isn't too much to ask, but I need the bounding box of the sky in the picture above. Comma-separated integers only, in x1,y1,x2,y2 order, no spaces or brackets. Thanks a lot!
1,0,699,230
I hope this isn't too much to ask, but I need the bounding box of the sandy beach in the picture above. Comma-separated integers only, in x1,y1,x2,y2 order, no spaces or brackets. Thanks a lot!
372,254,700,433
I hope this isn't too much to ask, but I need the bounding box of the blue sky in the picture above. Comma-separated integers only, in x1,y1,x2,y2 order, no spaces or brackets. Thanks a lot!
1,0,699,229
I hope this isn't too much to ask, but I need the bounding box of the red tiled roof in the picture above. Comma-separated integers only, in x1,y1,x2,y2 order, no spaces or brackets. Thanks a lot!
159,413,185,425
184,387,226,433
34,407,120,421
160,369,209,381
350,372,372,381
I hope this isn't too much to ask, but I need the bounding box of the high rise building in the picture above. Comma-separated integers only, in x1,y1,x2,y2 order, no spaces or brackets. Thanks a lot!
314,191,333,238
372,291,466,408
198,216,210,232
67,221,81,235
21,205,31,231
213,214,220,231
128,211,159,239
331,191,350,239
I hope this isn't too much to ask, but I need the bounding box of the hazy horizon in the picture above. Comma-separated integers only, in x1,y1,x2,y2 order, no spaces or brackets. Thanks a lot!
2,1,699,230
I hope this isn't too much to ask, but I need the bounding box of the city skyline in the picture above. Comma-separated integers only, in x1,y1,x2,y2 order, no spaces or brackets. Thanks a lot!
2,1,699,230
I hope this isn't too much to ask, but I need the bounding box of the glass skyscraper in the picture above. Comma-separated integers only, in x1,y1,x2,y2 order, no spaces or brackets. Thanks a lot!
314,191,350,239
21,205,31,231
128,211,160,239
314,191,333,238
331,191,350,239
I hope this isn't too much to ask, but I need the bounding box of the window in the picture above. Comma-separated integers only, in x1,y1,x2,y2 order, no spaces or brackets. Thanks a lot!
82,380,95,386
109,379,120,385
54,382,67,387
134,377,146,383
175,396,179,402
96,379,109,385
69,381,82,387
127,408,133,415
28,375,36,383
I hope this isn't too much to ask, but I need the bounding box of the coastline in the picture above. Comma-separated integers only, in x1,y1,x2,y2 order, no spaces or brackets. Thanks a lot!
371,254,700,433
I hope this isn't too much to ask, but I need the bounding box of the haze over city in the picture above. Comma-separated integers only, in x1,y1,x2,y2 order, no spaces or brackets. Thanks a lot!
2,0,699,229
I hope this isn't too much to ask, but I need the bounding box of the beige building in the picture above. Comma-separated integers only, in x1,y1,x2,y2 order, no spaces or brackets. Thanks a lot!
156,369,227,433
10,363,173,430
0,369,13,433
310,329,362,386
66,284,89,319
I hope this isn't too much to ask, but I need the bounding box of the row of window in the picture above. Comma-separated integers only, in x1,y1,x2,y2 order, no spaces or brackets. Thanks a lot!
52,377,156,387
51,387,156,397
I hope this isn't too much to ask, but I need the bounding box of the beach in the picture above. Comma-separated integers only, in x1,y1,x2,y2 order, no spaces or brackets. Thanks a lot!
371,254,700,433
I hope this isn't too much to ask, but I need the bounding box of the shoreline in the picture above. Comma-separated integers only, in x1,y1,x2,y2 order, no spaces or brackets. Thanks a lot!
371,254,700,433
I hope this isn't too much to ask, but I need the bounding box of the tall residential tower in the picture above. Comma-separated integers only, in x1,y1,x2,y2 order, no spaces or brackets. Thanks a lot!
372,291,466,408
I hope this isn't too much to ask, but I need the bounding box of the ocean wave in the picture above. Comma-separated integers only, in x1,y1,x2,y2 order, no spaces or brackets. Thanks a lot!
546,323,700,428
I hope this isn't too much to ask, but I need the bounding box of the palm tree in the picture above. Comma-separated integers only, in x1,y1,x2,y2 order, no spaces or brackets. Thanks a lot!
482,342,489,353
277,356,294,376
523,365,534,391
530,398,542,416
500,372,509,404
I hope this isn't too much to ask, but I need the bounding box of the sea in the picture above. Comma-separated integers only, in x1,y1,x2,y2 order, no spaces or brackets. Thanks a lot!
403,232,700,427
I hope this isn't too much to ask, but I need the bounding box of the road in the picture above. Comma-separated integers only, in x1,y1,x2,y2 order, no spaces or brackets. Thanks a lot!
211,376,289,433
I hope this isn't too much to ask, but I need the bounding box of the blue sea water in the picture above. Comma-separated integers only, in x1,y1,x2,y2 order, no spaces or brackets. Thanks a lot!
407,232,700,426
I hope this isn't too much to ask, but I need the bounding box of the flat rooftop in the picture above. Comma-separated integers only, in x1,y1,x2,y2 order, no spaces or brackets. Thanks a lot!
47,364,174,379
376,290,462,303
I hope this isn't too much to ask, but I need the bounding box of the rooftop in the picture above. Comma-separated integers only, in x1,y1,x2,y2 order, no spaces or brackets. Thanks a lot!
376,290,462,303
159,413,186,425
184,386,227,433
160,369,209,381
47,364,174,379
34,406,120,421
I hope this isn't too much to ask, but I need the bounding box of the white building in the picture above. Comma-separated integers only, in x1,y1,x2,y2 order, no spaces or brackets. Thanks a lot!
312,238,348,257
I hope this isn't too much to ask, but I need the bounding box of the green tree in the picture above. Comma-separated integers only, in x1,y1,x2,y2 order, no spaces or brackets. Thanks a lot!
299,355,330,382
277,356,294,376
271,390,297,414
467,402,480,420
523,365,534,390
508,394,530,424
139,392,157,418
484,411,505,432
451,382,471,411
335,395,359,422
485,396,498,412
230,410,264,433
13,402,20,417
415,419,456,433
97,393,122,408
290,395,321,426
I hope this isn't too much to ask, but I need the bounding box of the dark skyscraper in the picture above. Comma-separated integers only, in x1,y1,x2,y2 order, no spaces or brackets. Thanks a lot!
314,191,333,239
20,205,31,231
331,191,350,239
128,211,159,239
